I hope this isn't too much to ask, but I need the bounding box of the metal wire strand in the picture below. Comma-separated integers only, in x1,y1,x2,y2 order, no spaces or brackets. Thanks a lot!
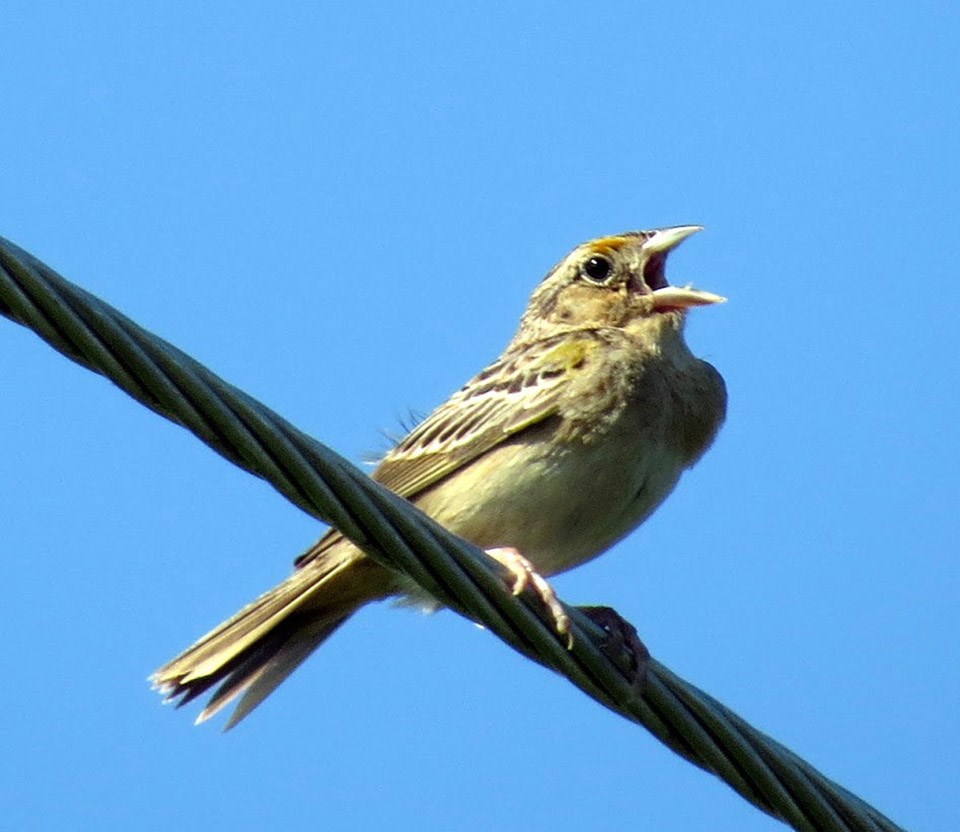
0,236,903,832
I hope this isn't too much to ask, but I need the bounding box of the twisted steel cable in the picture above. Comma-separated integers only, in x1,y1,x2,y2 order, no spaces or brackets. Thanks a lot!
0,236,902,832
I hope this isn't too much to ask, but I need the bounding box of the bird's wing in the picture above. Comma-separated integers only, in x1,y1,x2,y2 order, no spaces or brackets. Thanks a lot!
294,335,597,568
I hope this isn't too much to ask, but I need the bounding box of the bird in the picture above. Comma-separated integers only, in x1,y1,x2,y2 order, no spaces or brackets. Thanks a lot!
152,225,727,728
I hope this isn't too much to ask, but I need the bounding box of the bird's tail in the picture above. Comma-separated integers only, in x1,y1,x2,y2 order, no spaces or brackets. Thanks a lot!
151,549,394,728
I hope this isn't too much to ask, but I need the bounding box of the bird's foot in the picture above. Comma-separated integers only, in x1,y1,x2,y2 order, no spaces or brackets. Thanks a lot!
485,546,572,649
577,605,650,693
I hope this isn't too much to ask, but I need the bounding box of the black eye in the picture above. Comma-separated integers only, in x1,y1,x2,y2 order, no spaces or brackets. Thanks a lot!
582,255,612,283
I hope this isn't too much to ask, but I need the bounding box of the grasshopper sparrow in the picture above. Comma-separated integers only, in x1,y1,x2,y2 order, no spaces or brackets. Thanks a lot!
153,226,727,727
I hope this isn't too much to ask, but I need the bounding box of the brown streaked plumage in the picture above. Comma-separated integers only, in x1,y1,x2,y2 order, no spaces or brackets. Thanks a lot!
152,226,727,727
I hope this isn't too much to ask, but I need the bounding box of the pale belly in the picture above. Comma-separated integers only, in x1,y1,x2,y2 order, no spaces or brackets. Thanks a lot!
413,422,687,577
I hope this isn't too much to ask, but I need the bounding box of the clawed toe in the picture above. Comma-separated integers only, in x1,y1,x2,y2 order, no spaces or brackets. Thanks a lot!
486,547,572,648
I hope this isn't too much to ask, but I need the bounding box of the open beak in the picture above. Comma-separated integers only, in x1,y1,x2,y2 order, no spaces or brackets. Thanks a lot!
644,224,704,255
641,225,726,310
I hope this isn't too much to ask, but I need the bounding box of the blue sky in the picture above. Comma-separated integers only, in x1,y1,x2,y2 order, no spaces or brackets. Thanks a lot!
2,3,958,830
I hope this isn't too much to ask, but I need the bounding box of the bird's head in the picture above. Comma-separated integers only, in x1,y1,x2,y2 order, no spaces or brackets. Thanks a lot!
515,226,724,344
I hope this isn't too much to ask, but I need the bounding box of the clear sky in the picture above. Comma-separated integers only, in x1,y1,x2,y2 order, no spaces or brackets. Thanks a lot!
2,3,958,830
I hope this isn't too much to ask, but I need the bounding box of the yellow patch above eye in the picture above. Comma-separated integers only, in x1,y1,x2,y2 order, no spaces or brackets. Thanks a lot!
585,235,635,257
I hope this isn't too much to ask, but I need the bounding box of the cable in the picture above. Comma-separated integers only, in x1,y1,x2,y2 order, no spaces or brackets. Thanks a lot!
0,235,903,832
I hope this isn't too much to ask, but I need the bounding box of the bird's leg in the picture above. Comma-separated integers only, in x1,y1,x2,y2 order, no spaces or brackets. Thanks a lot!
576,605,650,692
485,546,572,649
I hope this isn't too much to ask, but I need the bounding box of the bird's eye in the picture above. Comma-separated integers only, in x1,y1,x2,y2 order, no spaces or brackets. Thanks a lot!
582,255,613,284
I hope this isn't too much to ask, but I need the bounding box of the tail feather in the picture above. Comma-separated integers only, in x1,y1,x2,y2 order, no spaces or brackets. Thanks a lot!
152,550,393,727
207,616,348,730
177,556,353,685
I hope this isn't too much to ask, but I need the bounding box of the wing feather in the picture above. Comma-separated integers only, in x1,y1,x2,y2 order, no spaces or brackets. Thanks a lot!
294,335,598,568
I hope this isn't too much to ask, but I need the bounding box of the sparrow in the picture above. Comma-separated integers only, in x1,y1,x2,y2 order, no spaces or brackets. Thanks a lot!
152,226,727,727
